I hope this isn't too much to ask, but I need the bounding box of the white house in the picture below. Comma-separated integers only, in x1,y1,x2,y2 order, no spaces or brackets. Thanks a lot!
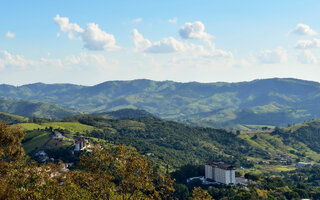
205,161,236,184
296,162,312,168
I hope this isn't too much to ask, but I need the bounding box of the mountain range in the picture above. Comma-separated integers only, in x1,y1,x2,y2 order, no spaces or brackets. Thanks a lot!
1,78,320,129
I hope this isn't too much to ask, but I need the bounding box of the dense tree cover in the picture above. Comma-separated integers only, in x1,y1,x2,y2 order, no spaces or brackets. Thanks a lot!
170,163,320,199
0,112,28,124
68,115,256,169
0,121,179,199
272,120,320,154
104,108,156,119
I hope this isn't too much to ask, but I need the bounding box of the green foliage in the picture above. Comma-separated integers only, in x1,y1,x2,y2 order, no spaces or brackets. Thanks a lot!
74,115,255,169
0,121,175,200
0,112,28,124
104,108,156,119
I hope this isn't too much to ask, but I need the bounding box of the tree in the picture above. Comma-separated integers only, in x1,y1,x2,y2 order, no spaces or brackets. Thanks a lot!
192,187,213,200
78,145,175,199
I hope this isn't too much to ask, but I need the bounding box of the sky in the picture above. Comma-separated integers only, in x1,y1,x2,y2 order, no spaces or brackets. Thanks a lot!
1,0,320,85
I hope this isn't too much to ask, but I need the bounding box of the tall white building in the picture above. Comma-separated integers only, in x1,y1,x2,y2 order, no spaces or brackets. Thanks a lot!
74,136,89,151
205,161,236,184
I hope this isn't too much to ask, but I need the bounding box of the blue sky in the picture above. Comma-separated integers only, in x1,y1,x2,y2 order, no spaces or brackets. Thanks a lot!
1,0,320,85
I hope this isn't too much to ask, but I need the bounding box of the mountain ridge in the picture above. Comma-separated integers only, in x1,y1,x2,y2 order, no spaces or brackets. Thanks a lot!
1,78,320,128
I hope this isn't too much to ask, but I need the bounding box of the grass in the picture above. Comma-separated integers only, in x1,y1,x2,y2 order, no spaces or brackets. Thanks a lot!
23,132,50,154
17,122,99,136
243,164,295,175
18,123,46,130
0,112,28,121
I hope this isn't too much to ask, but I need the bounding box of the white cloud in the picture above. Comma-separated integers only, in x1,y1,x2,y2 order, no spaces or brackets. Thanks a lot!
130,29,152,51
297,50,317,64
53,15,118,51
131,29,184,53
294,39,320,49
5,31,15,38
291,23,317,36
0,50,35,68
257,47,287,64
179,21,212,40
53,15,83,33
146,37,186,53
130,29,232,58
81,23,118,51
132,18,142,23
168,17,178,24
0,50,111,71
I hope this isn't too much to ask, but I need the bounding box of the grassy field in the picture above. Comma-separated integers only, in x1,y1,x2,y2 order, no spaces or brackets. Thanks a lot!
0,112,28,121
23,132,50,154
17,122,98,135
242,164,295,175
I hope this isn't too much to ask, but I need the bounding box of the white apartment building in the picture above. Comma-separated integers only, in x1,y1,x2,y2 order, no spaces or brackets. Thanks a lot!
205,161,236,184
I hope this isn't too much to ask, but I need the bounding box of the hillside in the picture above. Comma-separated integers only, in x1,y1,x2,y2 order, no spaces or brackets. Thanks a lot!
100,108,156,119
18,113,320,173
0,98,79,119
1,78,320,128
0,112,28,124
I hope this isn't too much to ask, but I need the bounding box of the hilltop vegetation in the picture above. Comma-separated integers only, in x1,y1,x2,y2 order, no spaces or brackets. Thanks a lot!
5,109,320,173
0,98,79,119
0,112,28,124
102,108,156,119
1,78,320,129
0,121,176,200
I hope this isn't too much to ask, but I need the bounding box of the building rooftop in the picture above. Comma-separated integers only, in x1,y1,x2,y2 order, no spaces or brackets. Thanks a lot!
205,161,236,170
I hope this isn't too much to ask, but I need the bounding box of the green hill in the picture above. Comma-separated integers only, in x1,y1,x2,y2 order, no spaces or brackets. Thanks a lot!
15,109,320,175
0,112,28,124
100,108,156,119
2,78,320,128
0,98,79,119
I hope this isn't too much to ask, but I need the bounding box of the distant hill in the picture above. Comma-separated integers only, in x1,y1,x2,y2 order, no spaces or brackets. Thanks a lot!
102,108,156,119
2,78,320,128
0,112,28,124
0,98,79,119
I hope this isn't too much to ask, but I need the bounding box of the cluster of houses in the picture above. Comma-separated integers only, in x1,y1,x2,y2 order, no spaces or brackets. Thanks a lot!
34,150,51,162
35,130,91,162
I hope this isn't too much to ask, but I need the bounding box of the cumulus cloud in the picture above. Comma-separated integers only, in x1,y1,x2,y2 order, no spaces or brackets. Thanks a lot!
130,29,152,51
291,24,317,36
146,37,186,53
295,39,320,49
130,29,232,58
53,15,118,51
53,15,83,33
0,50,35,69
168,17,178,24
131,29,184,53
5,31,15,39
257,47,287,64
179,21,212,40
81,23,118,51
297,50,317,64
